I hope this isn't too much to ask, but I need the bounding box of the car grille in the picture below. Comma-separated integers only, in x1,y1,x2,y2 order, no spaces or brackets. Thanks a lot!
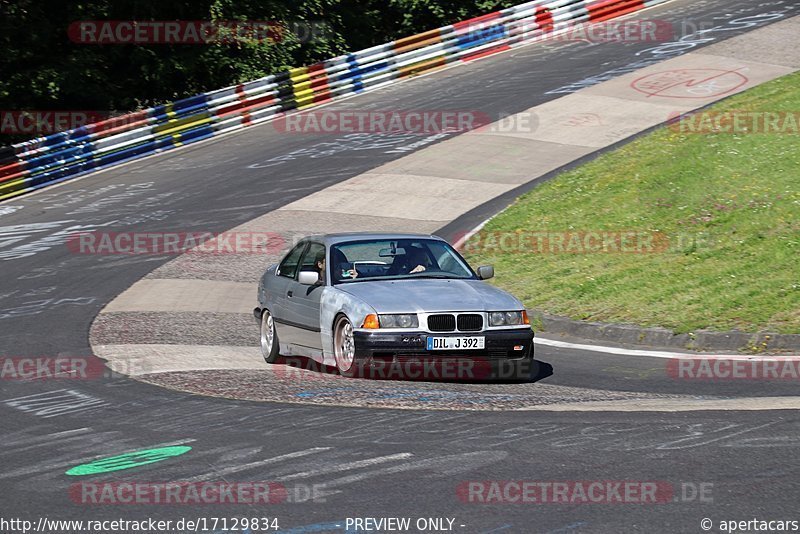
457,314,483,332
427,313,485,332
427,314,456,332
487,348,510,360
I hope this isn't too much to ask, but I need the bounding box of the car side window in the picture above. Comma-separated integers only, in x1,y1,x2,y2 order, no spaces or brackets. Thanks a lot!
298,242,326,279
277,243,307,279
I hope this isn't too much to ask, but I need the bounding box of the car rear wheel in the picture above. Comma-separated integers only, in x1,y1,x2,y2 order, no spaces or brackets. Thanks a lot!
260,309,280,363
333,315,358,376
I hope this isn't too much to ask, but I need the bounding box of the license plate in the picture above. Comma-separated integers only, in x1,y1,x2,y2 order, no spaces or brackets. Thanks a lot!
426,336,485,350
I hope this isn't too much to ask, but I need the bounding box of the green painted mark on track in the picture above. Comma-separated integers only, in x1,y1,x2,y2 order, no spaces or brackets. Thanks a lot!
66,445,192,476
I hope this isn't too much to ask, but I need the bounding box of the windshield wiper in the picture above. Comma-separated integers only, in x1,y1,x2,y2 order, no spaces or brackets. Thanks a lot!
337,273,467,283
406,273,461,279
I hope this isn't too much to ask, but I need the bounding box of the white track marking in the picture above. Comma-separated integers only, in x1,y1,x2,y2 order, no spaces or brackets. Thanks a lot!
184,447,331,482
534,336,800,360
276,452,413,481
315,450,506,498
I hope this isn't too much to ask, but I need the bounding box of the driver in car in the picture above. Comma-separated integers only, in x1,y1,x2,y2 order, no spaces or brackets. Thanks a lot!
332,248,358,280
389,246,428,275
406,246,428,273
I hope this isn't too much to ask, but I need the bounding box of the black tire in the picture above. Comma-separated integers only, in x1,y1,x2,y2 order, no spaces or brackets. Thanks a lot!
260,309,280,363
333,315,359,377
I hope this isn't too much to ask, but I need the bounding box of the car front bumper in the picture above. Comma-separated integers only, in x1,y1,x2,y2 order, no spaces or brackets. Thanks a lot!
351,328,534,380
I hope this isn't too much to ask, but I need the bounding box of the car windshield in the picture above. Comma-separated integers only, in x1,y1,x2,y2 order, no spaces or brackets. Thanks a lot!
330,238,474,284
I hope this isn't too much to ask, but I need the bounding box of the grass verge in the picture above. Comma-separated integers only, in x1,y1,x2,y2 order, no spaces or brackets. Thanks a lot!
463,71,800,334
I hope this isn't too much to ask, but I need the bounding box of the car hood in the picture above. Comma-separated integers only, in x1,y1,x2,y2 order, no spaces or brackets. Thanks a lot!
336,278,523,314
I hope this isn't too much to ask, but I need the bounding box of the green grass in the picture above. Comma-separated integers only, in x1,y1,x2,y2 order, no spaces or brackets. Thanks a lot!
463,72,800,334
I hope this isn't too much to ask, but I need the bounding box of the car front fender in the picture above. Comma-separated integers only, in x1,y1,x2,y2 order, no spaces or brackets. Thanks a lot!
320,287,376,367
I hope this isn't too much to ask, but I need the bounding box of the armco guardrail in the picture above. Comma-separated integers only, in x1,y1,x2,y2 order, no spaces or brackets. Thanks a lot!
0,0,671,201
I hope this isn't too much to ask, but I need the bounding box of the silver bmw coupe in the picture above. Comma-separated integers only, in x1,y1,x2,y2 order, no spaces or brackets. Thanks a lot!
255,233,534,379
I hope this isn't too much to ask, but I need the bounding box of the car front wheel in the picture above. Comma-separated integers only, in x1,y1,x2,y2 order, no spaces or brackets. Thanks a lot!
333,315,358,376
260,309,280,363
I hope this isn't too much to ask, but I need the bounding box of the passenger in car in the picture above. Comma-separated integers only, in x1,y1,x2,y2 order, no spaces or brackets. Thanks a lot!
315,251,326,283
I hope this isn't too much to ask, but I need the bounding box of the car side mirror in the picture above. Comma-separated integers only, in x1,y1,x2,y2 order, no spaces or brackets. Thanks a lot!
298,271,319,285
476,265,494,280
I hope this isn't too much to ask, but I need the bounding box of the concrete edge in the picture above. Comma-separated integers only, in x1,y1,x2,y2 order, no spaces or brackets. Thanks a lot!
518,396,800,412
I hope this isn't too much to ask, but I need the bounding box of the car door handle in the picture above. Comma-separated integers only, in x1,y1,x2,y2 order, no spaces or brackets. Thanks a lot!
287,290,293,298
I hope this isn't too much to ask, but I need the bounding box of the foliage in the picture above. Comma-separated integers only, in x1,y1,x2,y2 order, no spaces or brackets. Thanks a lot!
0,0,515,130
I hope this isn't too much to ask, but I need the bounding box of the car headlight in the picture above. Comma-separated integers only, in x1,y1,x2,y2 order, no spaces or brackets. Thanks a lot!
489,311,528,326
379,314,419,328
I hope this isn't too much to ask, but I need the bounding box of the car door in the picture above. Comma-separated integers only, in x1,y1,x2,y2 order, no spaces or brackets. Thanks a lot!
283,242,325,350
271,241,308,347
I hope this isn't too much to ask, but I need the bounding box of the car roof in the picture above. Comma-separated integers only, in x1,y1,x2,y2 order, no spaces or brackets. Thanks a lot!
301,232,445,246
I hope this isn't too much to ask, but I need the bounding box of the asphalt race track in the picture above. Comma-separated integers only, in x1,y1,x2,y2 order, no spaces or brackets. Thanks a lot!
2,0,800,532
